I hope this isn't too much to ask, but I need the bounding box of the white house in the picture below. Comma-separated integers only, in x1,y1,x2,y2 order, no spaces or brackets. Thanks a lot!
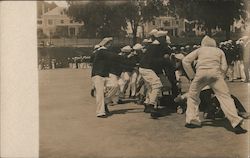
37,6,84,37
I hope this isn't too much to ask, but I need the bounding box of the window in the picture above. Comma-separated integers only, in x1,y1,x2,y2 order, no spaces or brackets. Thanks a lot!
163,20,170,26
69,28,76,36
152,20,155,25
176,20,179,25
37,20,42,25
70,20,74,23
48,19,53,25
61,20,64,24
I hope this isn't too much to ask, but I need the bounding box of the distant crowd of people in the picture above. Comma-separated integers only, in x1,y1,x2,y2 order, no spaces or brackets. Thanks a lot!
38,56,92,70
90,29,250,134
67,56,92,69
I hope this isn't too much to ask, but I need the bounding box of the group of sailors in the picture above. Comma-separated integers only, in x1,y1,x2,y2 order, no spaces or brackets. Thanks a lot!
90,29,249,134
38,56,92,70
38,58,62,70
219,39,249,82
67,56,91,69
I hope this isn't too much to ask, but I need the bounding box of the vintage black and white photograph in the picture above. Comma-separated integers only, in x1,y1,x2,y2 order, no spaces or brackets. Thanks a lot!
36,0,250,157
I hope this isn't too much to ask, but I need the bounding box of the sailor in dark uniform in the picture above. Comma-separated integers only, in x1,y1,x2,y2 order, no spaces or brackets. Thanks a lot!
139,30,172,113
91,37,119,118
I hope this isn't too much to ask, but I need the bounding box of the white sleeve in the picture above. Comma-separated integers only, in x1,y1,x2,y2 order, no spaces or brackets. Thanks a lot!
182,49,199,80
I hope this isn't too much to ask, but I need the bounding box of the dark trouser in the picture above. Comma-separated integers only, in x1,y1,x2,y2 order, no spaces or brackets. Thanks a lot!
204,93,246,114
198,89,246,114
165,69,179,98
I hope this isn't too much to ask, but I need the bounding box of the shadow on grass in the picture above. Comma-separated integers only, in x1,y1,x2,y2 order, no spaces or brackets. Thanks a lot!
110,108,143,115
202,118,234,132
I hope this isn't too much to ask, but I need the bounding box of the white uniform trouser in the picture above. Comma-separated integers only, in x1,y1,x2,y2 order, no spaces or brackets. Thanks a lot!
129,71,138,97
186,69,243,128
69,63,73,68
119,72,131,94
72,63,77,69
233,60,240,79
105,74,119,104
239,61,246,81
139,68,162,106
227,65,234,81
92,74,119,116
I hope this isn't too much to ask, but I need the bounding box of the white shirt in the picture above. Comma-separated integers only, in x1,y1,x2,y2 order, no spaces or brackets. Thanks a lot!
182,46,228,80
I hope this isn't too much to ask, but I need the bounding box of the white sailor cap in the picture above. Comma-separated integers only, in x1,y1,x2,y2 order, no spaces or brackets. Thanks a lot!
152,40,160,45
185,45,190,48
94,45,100,50
121,45,132,53
172,46,176,50
148,29,158,36
98,37,113,46
175,53,185,60
154,30,168,38
133,43,143,50
193,45,197,48
236,40,240,44
147,38,152,43
180,47,185,50
142,39,149,43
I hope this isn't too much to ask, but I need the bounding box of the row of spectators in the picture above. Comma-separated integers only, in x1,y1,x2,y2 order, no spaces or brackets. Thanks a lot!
38,56,92,70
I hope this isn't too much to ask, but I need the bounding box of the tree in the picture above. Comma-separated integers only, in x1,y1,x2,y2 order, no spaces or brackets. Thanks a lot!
168,0,247,39
67,0,167,44
123,0,166,44
67,1,127,38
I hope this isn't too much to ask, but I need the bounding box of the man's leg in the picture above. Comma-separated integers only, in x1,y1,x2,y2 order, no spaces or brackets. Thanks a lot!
130,71,138,97
243,62,249,82
211,77,243,128
92,76,106,117
105,74,119,102
227,65,234,81
139,68,162,106
238,61,246,81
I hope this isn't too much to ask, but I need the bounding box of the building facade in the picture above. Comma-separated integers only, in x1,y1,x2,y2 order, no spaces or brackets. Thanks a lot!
144,16,185,37
37,6,84,38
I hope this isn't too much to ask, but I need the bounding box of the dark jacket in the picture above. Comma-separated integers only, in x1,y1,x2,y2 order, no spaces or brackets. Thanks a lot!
122,53,139,72
140,42,173,74
91,47,123,77
91,48,110,77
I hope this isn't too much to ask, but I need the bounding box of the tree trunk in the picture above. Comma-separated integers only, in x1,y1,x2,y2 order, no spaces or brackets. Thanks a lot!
132,29,137,45
225,24,231,40
141,24,145,39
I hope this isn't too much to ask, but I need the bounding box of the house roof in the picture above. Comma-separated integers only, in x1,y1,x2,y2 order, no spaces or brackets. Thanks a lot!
43,6,65,16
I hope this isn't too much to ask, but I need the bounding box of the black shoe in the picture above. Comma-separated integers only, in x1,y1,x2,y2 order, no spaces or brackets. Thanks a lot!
105,104,110,114
185,123,202,128
97,115,108,118
117,99,123,104
144,104,155,113
143,104,149,113
185,120,202,128
233,124,247,134
151,111,161,119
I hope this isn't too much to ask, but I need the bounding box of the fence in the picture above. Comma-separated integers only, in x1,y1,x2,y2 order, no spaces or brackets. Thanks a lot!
38,38,133,47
